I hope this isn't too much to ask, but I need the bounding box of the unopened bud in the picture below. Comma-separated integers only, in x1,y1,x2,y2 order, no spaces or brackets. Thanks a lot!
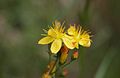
59,45,69,64
62,69,68,77
72,51,79,60
46,61,56,74
42,72,52,78
60,45,69,54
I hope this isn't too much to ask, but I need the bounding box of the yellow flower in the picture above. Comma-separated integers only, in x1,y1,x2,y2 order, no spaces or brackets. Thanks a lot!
79,31,91,47
38,20,74,54
67,25,92,48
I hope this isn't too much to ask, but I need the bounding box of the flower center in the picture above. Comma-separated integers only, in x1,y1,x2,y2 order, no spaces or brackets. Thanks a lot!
56,32,64,39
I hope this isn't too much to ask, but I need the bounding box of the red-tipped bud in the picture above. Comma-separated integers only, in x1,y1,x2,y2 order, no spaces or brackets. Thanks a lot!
59,45,69,64
60,45,69,54
72,51,79,60
62,69,68,77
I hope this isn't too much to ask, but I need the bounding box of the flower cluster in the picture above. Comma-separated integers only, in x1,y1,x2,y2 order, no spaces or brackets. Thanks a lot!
38,20,92,78
38,20,91,54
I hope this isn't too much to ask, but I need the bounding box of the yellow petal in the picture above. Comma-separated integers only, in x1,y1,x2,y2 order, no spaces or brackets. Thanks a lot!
62,35,75,49
48,29,56,37
75,43,79,49
51,39,62,54
38,36,54,44
67,26,76,35
79,39,91,47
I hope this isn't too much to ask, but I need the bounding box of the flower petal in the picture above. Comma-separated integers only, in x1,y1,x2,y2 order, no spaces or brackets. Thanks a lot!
79,39,91,47
51,39,62,54
48,29,56,37
75,43,79,49
67,25,76,35
62,35,75,49
38,36,54,44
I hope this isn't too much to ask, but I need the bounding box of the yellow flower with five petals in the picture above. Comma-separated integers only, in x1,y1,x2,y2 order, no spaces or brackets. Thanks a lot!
67,25,92,48
38,20,74,54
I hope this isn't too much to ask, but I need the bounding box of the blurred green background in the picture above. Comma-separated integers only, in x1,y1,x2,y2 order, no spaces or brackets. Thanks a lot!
0,0,120,78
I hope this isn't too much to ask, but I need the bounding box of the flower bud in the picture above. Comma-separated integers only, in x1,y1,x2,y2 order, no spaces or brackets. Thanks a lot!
72,51,79,60
62,69,68,77
59,45,69,64
47,61,56,74
42,72,52,78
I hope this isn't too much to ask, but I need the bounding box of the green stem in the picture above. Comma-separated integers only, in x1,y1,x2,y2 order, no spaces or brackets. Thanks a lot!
49,53,52,63
62,60,75,69
50,54,59,78
55,60,75,74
